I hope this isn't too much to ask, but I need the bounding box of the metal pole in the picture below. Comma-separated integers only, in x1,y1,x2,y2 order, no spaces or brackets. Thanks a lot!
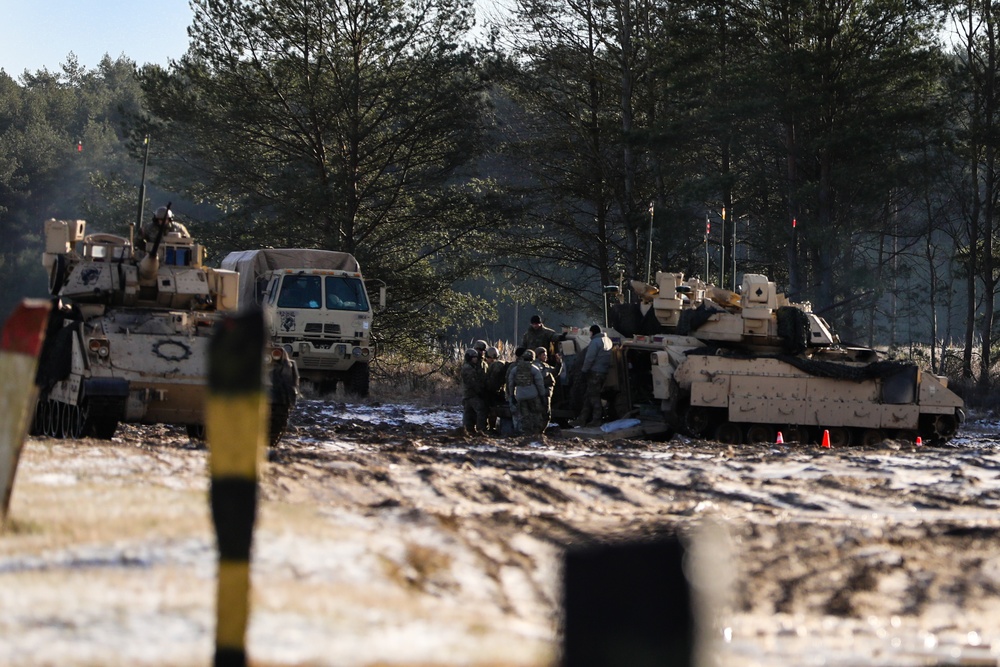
704,215,710,281
732,210,737,292
646,202,655,283
719,207,725,287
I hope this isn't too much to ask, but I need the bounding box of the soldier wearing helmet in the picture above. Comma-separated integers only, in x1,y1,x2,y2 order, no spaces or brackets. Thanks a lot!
461,347,489,436
483,346,507,434
533,346,556,426
140,205,190,247
506,348,547,435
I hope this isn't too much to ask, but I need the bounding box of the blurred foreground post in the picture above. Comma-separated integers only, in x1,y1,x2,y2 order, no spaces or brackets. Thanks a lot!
207,310,267,667
561,536,699,667
0,300,52,529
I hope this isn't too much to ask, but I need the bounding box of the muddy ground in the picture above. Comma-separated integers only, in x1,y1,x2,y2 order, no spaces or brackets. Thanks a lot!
3,398,1000,666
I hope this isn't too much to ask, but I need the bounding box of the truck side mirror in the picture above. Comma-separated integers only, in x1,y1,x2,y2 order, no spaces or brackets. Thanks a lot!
378,286,387,310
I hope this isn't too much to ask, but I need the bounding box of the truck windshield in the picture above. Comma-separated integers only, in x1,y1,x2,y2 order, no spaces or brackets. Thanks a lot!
325,276,369,312
277,275,322,309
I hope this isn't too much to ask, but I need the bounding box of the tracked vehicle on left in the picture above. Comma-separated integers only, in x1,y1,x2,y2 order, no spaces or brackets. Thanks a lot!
32,210,298,442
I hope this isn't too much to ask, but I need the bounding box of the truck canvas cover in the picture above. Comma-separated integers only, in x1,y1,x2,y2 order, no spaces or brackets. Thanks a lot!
221,249,361,311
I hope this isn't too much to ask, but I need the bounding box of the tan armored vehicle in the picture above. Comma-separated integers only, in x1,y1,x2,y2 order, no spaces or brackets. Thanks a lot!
555,272,965,446
32,209,298,442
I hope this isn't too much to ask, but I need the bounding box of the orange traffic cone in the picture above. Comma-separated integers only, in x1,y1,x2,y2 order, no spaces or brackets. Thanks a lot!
821,430,831,448
776,431,784,444
916,436,922,447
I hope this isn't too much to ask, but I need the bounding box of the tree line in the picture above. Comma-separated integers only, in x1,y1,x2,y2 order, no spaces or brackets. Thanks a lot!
1,0,998,393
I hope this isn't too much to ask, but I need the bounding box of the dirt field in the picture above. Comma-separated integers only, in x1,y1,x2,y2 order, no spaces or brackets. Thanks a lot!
3,398,1000,666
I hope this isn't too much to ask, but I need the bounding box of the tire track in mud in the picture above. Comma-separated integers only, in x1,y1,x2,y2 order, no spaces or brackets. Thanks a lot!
268,401,1000,665
11,400,1000,666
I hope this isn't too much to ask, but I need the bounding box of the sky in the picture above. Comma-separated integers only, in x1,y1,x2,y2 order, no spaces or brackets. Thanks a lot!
0,0,194,78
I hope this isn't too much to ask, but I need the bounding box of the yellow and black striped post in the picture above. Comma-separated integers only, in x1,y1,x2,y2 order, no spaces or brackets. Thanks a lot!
0,299,52,529
206,309,268,667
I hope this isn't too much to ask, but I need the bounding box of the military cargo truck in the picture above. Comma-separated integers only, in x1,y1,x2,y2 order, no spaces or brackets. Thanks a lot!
554,272,965,445
221,249,382,397
34,212,298,443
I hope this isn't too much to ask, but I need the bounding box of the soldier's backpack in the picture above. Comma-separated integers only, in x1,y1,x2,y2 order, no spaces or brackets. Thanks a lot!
513,361,539,401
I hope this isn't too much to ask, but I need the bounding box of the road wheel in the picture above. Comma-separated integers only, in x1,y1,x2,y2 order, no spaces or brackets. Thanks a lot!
859,429,886,447
59,403,75,438
746,424,775,444
45,400,61,437
67,403,87,439
682,405,715,438
781,426,808,443
714,421,744,445
30,398,46,436
824,427,851,448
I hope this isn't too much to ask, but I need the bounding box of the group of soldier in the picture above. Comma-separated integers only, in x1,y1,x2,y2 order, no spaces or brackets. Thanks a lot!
460,315,615,437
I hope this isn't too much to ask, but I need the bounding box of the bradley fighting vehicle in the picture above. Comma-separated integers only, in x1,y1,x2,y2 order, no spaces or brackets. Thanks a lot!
554,271,965,446
32,208,298,443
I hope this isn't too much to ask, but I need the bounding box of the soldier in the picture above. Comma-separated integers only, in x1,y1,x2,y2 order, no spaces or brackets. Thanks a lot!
534,346,557,427
506,348,547,435
484,346,508,434
140,205,189,246
572,325,613,428
473,339,488,360
461,348,489,436
521,315,560,357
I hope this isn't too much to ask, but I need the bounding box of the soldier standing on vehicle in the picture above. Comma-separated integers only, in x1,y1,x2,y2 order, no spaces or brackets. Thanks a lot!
572,325,613,428
140,205,189,246
521,315,560,356
534,346,556,427
461,348,489,436
506,349,547,435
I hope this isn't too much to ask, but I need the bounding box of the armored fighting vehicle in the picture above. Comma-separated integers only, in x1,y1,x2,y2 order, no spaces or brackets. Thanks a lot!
32,209,298,443
555,271,965,446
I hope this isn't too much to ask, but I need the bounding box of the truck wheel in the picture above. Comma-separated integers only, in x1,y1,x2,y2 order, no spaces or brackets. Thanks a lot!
186,424,206,440
269,403,291,445
345,363,370,398
316,379,338,396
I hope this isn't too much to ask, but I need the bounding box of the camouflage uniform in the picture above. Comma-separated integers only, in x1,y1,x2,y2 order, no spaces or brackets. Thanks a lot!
461,349,489,435
484,348,508,433
574,327,613,427
521,319,561,358
140,206,189,246
506,350,547,435
533,347,556,427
